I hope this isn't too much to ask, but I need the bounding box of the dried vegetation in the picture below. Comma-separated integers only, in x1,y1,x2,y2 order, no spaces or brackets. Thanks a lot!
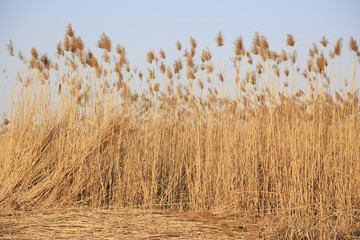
0,24,360,238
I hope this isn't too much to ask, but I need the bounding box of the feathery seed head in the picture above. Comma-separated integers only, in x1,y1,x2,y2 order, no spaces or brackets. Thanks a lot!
219,73,224,82
176,40,182,51
173,59,183,74
56,42,64,56
187,68,195,80
17,72,22,83
284,68,289,77
234,36,245,56
216,31,224,47
309,49,315,58
66,23,75,37
198,80,204,89
201,48,212,62
252,32,260,48
312,43,318,55
186,55,194,68
260,35,269,50
190,37,197,49
85,50,94,66
116,44,126,56
53,63,59,71
97,33,112,52
302,69,308,79
154,83,160,92
291,51,297,64
286,34,295,47
260,49,268,62
70,36,78,53
64,35,70,52
320,35,329,47
269,51,277,62
148,68,155,79
250,71,256,85
6,40,14,56
18,51,24,61
103,52,111,64
31,47,39,60
40,54,51,70
75,36,84,52
257,63,263,74
251,44,259,55
349,36,358,52
147,50,155,64
159,48,166,59
334,37,343,56
316,52,327,72
274,66,280,77
206,62,214,74
307,59,313,72
166,66,173,79
91,55,99,69
190,47,196,58
159,62,166,74
200,52,206,63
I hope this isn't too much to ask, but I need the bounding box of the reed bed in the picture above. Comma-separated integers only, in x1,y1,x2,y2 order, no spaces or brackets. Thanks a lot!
0,24,359,238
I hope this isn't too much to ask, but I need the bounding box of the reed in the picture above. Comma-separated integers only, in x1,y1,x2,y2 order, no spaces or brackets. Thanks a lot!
0,25,359,238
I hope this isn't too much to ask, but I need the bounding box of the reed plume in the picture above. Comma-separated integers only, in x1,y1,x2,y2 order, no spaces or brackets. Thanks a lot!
190,37,197,49
56,42,64,57
286,34,295,47
334,37,343,56
215,31,224,47
349,36,358,52
176,40,182,51
159,48,166,59
234,36,245,57
251,32,260,56
66,23,75,37
320,35,329,47
260,35,269,50
31,48,38,60
147,50,155,64
18,51,24,61
6,40,14,56
97,33,112,52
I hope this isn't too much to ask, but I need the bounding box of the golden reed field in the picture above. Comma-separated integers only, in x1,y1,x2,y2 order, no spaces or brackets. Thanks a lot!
0,24,359,239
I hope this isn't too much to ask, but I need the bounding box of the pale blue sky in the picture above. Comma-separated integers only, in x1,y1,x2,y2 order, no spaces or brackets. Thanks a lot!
1,0,360,114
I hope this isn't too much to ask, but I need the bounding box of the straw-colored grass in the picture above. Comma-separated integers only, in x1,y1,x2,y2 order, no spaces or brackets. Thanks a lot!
0,24,359,238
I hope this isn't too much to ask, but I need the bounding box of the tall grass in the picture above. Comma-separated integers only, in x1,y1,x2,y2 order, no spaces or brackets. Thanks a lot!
0,24,359,238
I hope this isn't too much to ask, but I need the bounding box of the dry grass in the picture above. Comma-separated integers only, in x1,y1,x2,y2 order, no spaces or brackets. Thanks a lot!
0,24,360,238
0,208,290,239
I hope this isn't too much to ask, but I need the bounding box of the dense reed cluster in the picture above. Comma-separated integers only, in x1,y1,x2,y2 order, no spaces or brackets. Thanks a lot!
0,24,359,238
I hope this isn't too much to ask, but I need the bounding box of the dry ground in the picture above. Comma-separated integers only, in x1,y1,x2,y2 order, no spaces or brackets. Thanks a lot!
0,207,281,239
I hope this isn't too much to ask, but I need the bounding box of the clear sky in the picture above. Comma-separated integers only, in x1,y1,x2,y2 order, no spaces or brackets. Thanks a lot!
1,0,360,114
